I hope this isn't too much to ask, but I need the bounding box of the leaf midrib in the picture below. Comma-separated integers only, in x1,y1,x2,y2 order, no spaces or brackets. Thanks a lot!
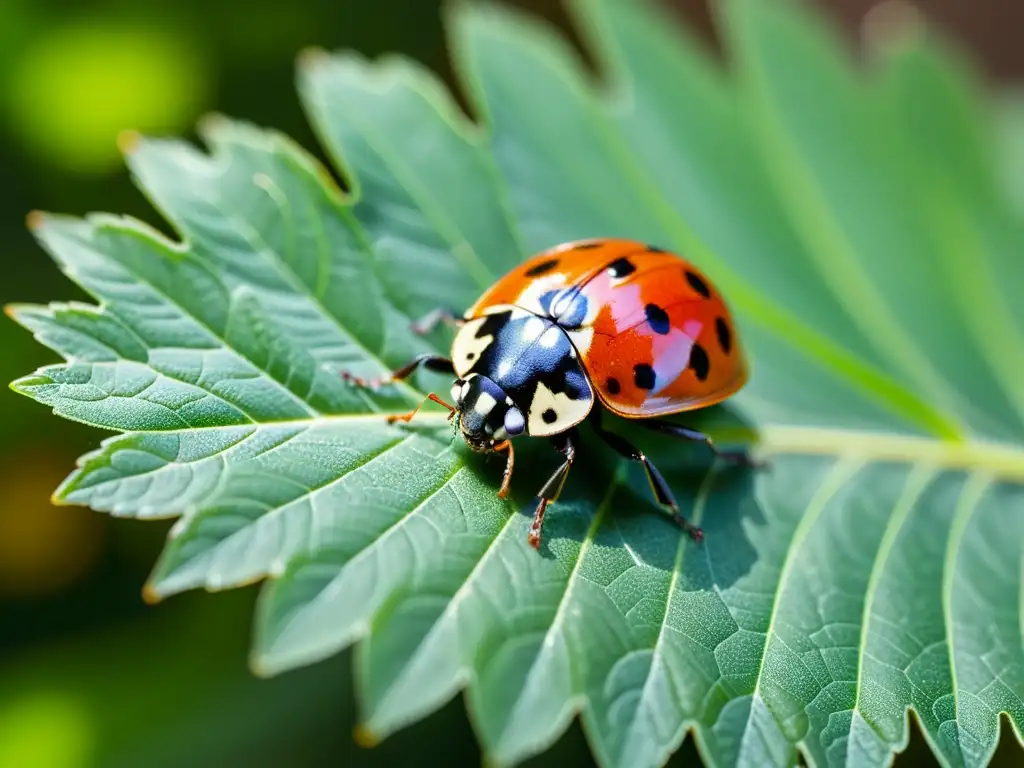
71,413,1024,482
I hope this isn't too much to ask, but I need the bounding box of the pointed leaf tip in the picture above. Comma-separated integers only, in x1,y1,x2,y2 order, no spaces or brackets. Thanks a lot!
10,374,53,393
49,490,70,507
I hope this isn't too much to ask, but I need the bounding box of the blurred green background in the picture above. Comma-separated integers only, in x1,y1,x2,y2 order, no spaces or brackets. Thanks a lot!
1,0,1022,765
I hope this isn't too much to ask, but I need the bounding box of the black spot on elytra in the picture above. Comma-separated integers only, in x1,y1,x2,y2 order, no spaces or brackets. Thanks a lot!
715,317,732,354
525,258,559,277
647,244,666,253
607,258,636,278
542,408,558,424
466,351,476,361
606,377,621,395
634,363,656,390
689,343,710,381
575,241,602,249
645,303,670,335
685,270,711,298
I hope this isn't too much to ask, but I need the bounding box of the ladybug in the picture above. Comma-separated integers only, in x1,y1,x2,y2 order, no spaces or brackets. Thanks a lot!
342,239,752,550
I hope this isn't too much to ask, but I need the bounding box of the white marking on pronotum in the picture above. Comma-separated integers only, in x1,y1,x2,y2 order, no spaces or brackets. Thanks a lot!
527,381,591,435
474,392,497,416
539,326,562,349
451,318,494,375
521,316,546,342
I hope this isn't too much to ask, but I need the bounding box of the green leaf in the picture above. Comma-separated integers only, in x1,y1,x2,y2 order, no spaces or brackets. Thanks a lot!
8,0,1024,766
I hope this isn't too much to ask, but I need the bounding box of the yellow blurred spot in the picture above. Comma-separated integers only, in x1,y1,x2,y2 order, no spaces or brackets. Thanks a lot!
196,111,229,136
7,20,211,174
141,582,162,605
353,724,379,748
297,46,329,72
0,451,105,598
25,210,46,232
0,691,94,768
116,129,141,155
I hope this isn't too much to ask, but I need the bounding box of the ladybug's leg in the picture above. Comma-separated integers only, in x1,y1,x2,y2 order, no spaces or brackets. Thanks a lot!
492,439,515,499
386,393,456,425
637,419,758,467
340,354,454,391
528,430,577,551
589,411,703,542
411,307,463,336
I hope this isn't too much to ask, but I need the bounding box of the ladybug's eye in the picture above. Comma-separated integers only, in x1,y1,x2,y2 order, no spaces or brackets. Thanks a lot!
503,407,525,436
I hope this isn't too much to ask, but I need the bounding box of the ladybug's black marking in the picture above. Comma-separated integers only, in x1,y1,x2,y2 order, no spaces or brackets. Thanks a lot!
646,245,666,253
575,242,603,250
606,377,621,395
715,317,732,354
467,352,476,361
634,363,656,390
645,303,670,335
689,343,710,381
542,408,558,424
685,271,711,298
458,374,512,437
607,258,636,278
467,309,592,408
525,259,560,277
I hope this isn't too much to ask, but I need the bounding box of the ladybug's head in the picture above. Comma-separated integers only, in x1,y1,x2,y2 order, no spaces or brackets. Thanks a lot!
450,373,526,452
